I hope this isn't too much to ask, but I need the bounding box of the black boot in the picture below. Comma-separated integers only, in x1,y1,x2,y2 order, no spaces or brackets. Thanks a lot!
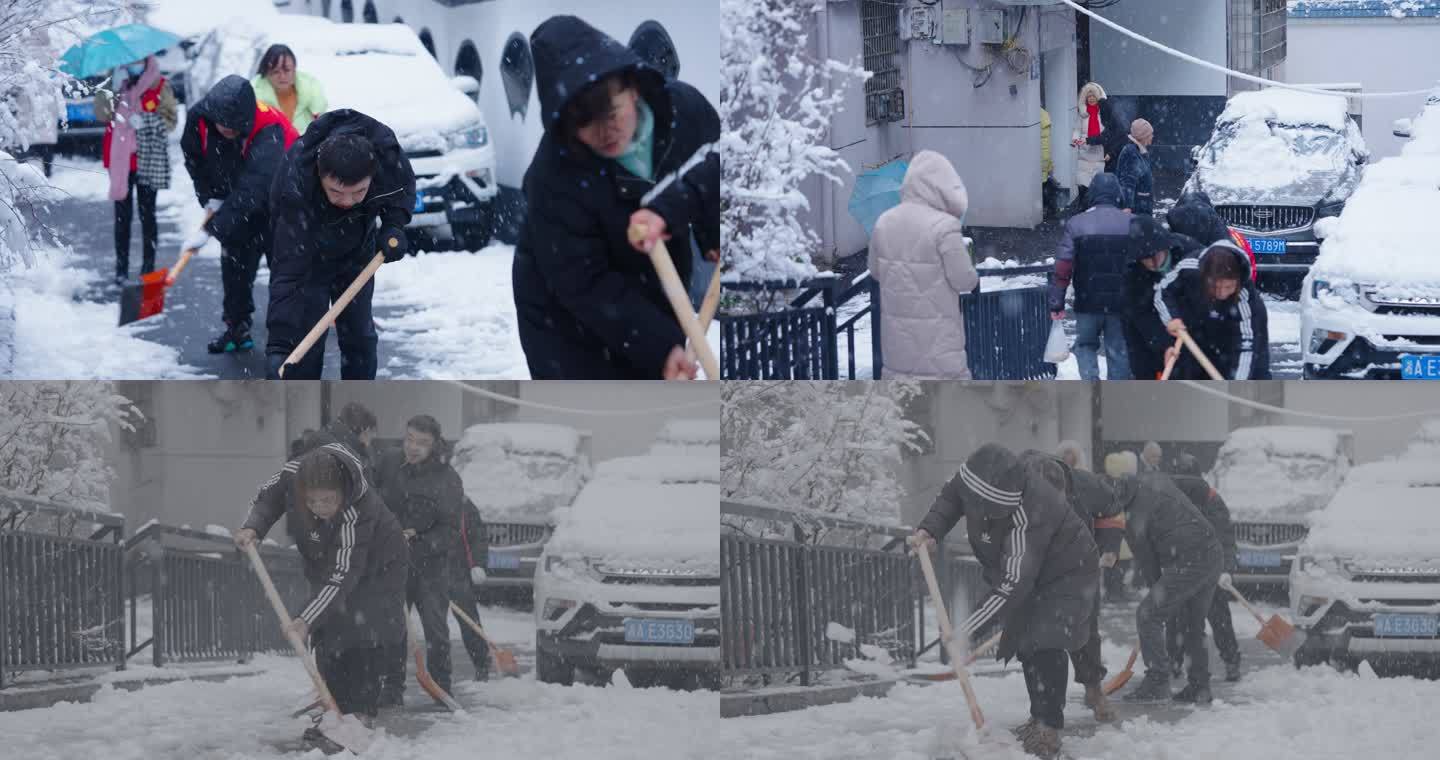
1172,681,1212,704
1170,659,1185,680
1225,658,1242,682
207,321,254,354
1122,671,1172,704
301,725,347,756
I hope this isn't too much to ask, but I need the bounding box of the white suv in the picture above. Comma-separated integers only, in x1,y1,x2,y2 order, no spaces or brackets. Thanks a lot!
1291,455,1440,673
1210,426,1352,591
1300,103,1440,378
534,454,719,688
191,16,498,249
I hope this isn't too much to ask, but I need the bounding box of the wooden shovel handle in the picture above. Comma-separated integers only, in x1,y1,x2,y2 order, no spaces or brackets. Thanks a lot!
243,543,340,714
278,252,385,377
1159,336,1183,380
1177,329,1226,381
916,547,986,730
686,263,722,365
963,629,1003,667
632,226,720,381
448,600,496,647
1219,576,1269,624
166,209,216,286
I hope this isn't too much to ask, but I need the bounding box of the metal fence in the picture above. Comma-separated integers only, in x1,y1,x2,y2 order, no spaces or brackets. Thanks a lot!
720,501,988,685
125,523,308,668
0,495,127,689
720,266,1055,381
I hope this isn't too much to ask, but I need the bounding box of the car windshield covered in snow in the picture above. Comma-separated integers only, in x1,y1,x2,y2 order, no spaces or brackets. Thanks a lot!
1211,426,1351,521
451,423,591,524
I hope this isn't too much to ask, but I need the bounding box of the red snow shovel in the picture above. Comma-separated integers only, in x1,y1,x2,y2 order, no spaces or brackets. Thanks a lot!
915,545,986,731
449,601,520,677
243,544,373,754
276,251,386,378
630,225,720,381
406,607,463,711
118,210,215,327
1103,644,1140,695
1220,575,1299,655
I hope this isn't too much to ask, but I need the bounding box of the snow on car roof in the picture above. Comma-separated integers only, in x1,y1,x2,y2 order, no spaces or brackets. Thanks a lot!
655,418,720,445
1304,460,1440,559
1213,427,1349,520
1219,426,1347,459
456,423,583,457
1218,89,1351,131
1309,151,1440,284
546,478,718,566
594,455,719,484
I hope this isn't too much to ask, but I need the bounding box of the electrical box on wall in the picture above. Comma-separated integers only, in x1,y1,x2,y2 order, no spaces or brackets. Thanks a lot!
974,9,1006,45
900,2,937,42
940,8,970,45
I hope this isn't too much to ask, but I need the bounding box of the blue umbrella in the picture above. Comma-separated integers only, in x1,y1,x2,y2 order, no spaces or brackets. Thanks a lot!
848,160,909,237
59,23,181,79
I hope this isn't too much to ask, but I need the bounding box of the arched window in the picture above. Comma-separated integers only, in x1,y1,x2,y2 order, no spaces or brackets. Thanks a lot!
629,20,679,80
418,28,437,59
454,40,482,103
340,0,354,23
501,32,534,119
362,1,378,23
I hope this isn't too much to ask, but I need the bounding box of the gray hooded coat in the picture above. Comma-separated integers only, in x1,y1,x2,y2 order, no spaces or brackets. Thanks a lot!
868,150,980,379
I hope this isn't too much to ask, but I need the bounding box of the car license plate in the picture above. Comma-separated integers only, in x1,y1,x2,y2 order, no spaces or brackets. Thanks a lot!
1373,613,1439,638
413,195,426,213
1237,550,1283,568
1249,238,1287,255
1401,354,1440,380
66,102,95,123
623,618,695,645
487,553,521,570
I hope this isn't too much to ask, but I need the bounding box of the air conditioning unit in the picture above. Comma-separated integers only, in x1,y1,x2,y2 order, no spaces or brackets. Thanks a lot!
974,9,1007,45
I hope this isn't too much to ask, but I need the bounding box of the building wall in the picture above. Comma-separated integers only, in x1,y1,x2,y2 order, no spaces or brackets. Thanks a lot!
1279,381,1438,464
512,382,717,463
1091,2,1228,97
1286,17,1440,158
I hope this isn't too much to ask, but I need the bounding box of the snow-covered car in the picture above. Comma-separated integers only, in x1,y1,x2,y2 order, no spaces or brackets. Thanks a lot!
533,454,719,687
1391,86,1440,140
189,16,498,249
451,423,592,595
1185,89,1369,295
1299,104,1440,379
1290,455,1440,672
647,418,720,457
1209,426,1352,590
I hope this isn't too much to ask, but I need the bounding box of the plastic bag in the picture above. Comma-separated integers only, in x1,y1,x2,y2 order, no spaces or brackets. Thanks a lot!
1043,320,1070,364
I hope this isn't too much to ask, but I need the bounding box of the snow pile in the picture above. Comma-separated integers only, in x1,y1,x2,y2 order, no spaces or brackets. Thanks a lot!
1400,103,1440,157
1304,459,1440,558
654,418,720,447
546,477,718,566
1309,153,1440,285
1211,426,1350,520
594,454,719,484
452,423,589,523
1195,118,1355,200
1219,89,1351,132
141,0,280,40
371,247,530,379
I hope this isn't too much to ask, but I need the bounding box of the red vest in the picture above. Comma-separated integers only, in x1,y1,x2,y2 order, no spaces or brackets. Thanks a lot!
102,77,167,171
198,101,299,157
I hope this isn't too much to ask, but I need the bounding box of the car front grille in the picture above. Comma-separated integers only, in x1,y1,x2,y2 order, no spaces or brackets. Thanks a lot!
1233,522,1308,546
486,522,547,546
602,574,718,587
1216,205,1315,233
405,149,444,160
1382,335,1440,345
607,601,717,612
1353,574,1440,584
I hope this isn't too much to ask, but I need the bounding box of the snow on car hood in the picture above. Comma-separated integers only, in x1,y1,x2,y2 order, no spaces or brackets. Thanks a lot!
546,478,719,570
594,454,719,484
1212,427,1349,521
457,423,582,458
1309,153,1440,287
1191,120,1359,206
1303,460,1440,560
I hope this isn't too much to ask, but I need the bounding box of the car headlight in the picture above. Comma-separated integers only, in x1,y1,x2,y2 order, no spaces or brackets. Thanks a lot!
1316,200,1346,220
1311,279,1361,305
448,125,488,150
543,555,603,581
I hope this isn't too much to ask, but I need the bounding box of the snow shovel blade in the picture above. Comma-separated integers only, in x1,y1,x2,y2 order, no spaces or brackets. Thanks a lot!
1102,644,1140,696
316,710,374,755
407,611,462,711
1258,615,1299,655
491,646,520,677
118,269,169,326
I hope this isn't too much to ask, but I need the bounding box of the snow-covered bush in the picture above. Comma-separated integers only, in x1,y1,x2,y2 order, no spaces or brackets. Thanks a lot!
0,382,139,518
720,0,866,285
721,381,927,532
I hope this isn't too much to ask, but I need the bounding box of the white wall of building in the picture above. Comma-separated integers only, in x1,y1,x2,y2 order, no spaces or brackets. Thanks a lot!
1279,381,1439,464
1091,2,1227,97
511,381,717,463
1286,16,1440,158
291,0,719,189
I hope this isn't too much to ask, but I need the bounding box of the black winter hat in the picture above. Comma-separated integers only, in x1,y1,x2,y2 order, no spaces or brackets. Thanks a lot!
1129,216,1183,262
956,444,1025,513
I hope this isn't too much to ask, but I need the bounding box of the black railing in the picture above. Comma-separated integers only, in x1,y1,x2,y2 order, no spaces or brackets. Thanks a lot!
721,264,1055,381
124,523,308,668
0,495,127,689
720,501,987,685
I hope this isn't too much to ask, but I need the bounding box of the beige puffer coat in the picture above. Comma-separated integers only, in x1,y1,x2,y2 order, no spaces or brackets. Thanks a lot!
868,150,979,379
1074,82,1109,188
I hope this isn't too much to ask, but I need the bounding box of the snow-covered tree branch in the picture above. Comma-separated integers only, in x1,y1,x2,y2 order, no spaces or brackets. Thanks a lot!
720,0,866,286
0,382,139,515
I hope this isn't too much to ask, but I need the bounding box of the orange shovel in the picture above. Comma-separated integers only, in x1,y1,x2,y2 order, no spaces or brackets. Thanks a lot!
1220,575,1299,654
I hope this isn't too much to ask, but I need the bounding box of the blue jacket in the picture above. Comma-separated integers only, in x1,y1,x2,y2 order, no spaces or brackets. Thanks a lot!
1116,141,1153,216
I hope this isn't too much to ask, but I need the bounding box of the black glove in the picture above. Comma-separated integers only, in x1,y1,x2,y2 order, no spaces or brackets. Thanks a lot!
379,225,409,263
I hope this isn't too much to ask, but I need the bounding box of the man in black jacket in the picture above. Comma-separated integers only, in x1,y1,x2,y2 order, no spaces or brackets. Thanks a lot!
1107,453,1223,704
375,415,463,701
266,109,416,380
1124,217,1197,380
910,444,1098,759
235,443,408,747
1050,173,1136,380
180,75,298,355
512,16,720,380
1167,454,1242,682
449,496,493,681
